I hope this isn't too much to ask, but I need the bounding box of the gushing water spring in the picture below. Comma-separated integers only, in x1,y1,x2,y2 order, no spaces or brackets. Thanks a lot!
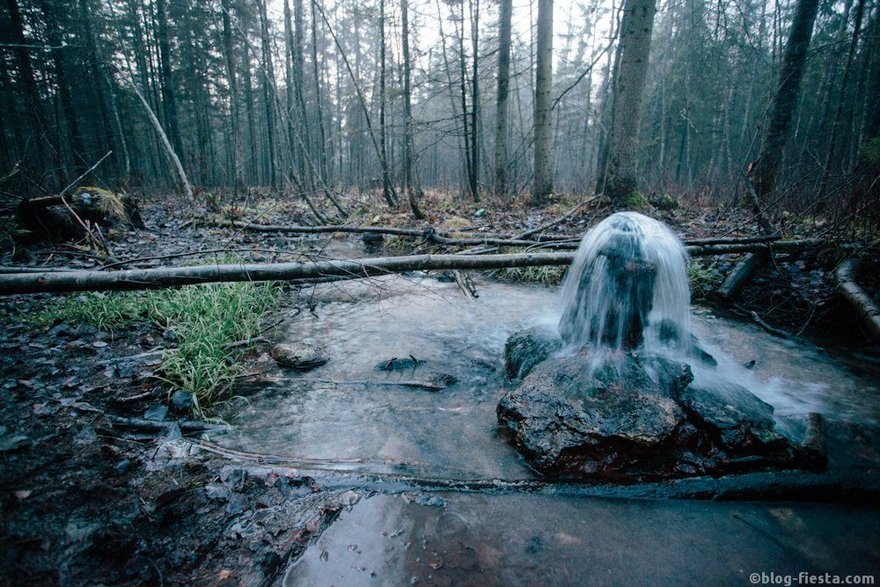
559,212,691,353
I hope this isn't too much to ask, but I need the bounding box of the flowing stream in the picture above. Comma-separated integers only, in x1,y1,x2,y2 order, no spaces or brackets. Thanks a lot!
211,275,880,479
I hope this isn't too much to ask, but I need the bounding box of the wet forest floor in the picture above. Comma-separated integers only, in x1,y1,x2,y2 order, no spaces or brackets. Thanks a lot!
1,192,878,584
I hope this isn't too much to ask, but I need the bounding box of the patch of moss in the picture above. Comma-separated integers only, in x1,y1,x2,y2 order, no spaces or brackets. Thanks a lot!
648,193,679,211
619,191,649,209
688,261,723,300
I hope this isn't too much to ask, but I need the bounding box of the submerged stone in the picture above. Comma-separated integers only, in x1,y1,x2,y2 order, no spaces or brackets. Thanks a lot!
271,343,329,371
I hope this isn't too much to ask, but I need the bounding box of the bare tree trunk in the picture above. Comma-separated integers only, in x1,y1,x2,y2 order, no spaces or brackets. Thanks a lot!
5,0,53,181
221,0,242,190
401,0,425,219
749,0,820,203
532,0,554,204
455,4,476,201
379,0,394,207
154,0,185,164
469,0,481,202
494,0,513,197
313,0,395,205
598,0,658,204
257,0,278,188
311,0,328,180
38,0,83,176
820,0,866,191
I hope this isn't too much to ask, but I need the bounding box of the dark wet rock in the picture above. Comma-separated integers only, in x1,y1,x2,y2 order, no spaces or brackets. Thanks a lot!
655,320,717,366
497,350,819,481
436,272,456,283
49,323,74,338
376,357,425,371
679,381,780,448
498,352,690,478
115,459,133,475
362,232,385,253
503,326,561,379
170,390,194,412
205,483,232,502
271,343,328,370
0,426,29,452
144,404,169,422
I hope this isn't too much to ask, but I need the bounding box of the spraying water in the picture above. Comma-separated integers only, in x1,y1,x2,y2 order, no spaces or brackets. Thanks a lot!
559,212,691,352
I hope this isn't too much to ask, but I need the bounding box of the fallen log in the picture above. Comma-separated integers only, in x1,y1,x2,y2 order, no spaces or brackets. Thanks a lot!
226,220,428,238
835,257,880,340
0,252,574,295
228,219,786,251
0,241,825,296
718,252,766,299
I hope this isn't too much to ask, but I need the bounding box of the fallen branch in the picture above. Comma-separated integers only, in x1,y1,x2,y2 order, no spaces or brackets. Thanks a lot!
835,257,880,340
747,309,791,338
0,241,827,296
296,378,448,391
105,414,225,433
513,197,599,240
226,219,428,238
227,219,788,252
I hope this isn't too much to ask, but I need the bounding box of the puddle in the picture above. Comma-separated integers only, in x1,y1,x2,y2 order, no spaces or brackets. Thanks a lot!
283,492,880,586
211,277,880,478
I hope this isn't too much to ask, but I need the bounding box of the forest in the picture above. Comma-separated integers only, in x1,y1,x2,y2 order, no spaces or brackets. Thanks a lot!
1,0,880,584
0,0,877,214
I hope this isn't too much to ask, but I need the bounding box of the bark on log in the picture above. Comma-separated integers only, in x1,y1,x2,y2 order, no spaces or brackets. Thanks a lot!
835,257,880,340
0,252,574,295
0,241,825,296
718,252,766,299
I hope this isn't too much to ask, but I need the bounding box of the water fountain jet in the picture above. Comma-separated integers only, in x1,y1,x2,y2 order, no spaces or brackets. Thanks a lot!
498,212,825,480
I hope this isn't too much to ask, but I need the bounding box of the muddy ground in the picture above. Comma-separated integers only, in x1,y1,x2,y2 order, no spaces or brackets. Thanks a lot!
0,193,877,584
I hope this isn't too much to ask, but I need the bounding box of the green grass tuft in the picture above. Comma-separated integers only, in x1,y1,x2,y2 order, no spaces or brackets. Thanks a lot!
35,281,278,414
494,265,566,286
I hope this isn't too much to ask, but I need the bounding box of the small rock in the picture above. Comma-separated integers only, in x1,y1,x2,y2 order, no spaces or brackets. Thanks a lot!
416,495,447,507
49,323,74,338
205,483,232,502
144,404,169,422
474,208,487,217
0,430,29,453
115,459,133,475
270,343,328,371
376,357,424,371
170,390,194,412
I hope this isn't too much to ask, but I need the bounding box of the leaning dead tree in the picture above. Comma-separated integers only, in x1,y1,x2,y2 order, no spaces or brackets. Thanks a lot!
0,241,825,295
124,78,193,200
